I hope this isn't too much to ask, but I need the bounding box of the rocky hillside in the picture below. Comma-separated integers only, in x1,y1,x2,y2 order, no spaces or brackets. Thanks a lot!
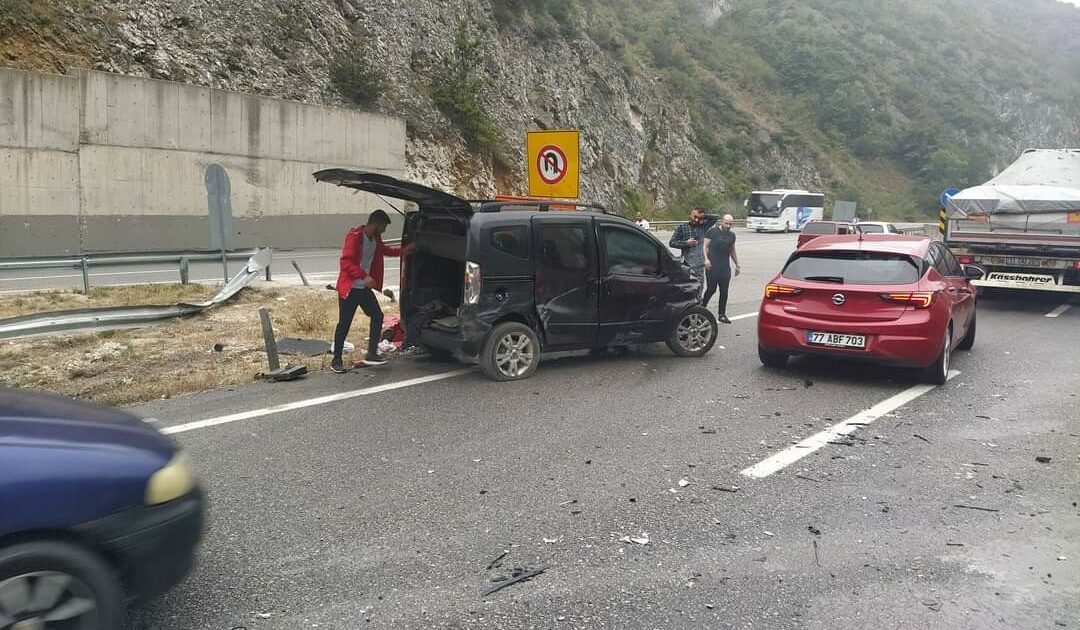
3,0,1079,219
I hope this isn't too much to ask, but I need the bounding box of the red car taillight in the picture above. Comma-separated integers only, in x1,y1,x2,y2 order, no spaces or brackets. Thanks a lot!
880,291,935,308
764,284,802,299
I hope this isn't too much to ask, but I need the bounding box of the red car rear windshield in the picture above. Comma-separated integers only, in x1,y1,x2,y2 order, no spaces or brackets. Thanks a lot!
782,251,922,285
801,222,837,235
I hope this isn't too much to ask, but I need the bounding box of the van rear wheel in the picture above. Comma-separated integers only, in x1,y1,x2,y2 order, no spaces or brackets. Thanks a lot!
480,322,541,381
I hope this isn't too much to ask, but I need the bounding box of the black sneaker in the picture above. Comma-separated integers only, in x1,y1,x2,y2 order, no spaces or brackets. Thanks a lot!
718,315,732,324
329,360,349,374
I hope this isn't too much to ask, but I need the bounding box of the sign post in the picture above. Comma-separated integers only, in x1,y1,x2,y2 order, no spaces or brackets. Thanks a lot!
527,130,580,199
939,188,959,236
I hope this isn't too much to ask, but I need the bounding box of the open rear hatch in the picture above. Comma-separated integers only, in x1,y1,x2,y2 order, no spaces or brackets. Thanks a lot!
313,170,473,340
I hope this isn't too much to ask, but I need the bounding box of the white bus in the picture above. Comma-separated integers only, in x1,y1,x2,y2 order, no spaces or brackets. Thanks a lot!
745,189,825,233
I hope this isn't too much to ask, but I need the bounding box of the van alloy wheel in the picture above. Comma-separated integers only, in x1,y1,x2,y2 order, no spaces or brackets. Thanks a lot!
494,332,535,378
666,305,718,357
677,313,712,352
0,571,98,629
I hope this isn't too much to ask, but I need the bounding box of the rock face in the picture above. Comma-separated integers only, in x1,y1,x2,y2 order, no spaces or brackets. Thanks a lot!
5,0,1076,211
47,0,814,207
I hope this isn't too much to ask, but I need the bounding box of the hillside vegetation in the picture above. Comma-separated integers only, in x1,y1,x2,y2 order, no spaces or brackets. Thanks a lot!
492,0,1080,218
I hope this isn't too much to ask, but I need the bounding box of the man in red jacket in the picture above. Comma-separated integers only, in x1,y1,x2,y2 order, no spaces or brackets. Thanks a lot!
331,209,408,372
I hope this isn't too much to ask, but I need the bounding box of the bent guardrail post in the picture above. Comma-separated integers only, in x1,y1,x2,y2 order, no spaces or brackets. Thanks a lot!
179,257,190,284
291,260,310,287
258,308,280,372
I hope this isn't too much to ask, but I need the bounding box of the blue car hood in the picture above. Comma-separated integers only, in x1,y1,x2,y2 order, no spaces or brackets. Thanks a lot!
0,387,174,458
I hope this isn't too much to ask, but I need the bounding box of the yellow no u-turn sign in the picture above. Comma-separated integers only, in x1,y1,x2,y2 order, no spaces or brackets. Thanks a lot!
527,130,580,198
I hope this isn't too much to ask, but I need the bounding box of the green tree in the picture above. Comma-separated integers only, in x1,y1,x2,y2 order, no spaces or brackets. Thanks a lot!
430,26,501,154
329,41,387,108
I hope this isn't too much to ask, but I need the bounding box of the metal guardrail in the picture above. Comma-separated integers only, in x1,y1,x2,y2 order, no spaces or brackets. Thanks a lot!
0,248,273,340
645,219,746,231
0,250,271,294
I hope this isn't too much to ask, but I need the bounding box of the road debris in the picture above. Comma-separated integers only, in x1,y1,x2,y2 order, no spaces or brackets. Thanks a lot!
678,479,690,487
710,485,739,493
485,550,509,570
922,600,942,612
619,534,650,545
808,525,821,536
482,565,548,597
795,473,822,483
542,537,560,544
913,434,931,443
953,504,1000,512
1036,456,1053,464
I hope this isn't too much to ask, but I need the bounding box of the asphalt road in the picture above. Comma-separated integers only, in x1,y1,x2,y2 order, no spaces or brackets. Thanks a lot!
113,230,1077,629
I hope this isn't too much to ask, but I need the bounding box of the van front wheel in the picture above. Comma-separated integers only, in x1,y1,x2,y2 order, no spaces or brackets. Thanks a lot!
480,322,541,381
667,306,718,357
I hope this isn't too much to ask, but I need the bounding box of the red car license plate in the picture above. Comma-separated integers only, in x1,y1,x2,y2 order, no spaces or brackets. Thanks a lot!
807,331,866,349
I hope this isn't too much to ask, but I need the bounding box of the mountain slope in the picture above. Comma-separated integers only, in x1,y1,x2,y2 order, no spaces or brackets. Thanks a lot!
2,0,1078,219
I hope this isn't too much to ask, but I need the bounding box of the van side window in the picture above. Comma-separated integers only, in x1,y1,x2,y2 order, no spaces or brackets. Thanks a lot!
603,227,661,276
540,226,588,271
490,226,528,258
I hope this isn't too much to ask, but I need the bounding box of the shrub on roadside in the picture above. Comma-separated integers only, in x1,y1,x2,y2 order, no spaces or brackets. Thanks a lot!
329,41,388,108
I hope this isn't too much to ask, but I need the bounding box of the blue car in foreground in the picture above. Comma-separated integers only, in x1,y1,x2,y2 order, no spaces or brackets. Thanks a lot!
0,387,203,629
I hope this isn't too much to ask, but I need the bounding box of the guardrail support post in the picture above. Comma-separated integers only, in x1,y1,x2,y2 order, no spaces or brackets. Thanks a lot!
265,265,272,282
291,260,310,287
179,257,190,284
258,308,281,372
80,257,90,294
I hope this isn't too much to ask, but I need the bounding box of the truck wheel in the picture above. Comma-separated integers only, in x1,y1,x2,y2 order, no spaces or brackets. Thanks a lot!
956,312,976,350
758,345,789,369
480,322,541,381
0,540,126,630
666,306,717,357
921,325,952,385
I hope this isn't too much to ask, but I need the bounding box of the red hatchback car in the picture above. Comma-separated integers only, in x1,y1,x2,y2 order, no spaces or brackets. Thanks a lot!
757,235,980,383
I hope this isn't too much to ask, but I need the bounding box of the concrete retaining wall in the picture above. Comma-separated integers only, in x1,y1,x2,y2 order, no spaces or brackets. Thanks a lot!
0,68,406,257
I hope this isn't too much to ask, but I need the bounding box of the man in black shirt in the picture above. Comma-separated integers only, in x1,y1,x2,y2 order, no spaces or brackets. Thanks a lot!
703,214,741,323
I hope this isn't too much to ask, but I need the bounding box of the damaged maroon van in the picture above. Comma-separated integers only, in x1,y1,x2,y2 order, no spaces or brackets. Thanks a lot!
314,170,717,381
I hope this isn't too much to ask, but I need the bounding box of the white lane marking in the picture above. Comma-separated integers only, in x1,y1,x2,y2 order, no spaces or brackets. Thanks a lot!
728,312,758,322
162,369,473,435
740,370,960,479
1046,303,1073,318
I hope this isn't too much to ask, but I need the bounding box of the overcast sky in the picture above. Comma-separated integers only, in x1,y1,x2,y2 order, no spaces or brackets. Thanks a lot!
1058,0,1080,6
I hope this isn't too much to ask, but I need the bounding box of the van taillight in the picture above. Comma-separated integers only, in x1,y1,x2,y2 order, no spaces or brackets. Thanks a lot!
764,284,802,299
463,261,481,305
880,292,935,308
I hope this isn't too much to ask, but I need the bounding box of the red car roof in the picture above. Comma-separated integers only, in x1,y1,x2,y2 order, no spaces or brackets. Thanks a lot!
798,234,932,256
